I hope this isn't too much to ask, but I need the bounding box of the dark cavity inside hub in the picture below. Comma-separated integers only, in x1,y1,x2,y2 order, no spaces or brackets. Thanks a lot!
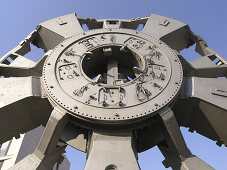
82,46,144,85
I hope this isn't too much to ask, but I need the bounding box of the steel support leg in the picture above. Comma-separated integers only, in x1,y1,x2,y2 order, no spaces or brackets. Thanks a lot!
9,108,68,170
84,131,140,170
158,109,214,170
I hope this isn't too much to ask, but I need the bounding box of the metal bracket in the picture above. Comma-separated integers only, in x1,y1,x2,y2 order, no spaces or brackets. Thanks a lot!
159,19,170,26
56,17,67,25
211,87,227,97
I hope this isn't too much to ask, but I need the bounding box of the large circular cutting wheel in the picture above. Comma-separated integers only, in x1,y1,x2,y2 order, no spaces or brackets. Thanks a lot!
0,13,226,170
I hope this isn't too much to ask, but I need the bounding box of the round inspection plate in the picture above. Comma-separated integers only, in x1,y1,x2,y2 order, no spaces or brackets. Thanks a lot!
43,28,183,124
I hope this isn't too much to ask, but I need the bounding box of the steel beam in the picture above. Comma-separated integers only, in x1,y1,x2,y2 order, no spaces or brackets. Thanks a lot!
0,77,51,143
174,77,227,146
158,109,214,170
84,131,140,170
142,14,193,51
33,13,84,52
9,108,68,170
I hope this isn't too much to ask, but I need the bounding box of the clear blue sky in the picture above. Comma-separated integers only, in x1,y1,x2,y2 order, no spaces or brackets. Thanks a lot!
0,0,227,169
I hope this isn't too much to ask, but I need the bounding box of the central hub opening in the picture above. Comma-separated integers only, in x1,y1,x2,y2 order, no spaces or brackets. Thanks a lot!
82,46,144,85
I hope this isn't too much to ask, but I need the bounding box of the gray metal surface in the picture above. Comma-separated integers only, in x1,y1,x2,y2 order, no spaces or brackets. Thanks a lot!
16,126,70,170
0,12,226,170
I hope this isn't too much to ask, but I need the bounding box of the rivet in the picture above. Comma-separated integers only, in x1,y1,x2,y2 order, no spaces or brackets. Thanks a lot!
115,113,119,117
153,83,158,87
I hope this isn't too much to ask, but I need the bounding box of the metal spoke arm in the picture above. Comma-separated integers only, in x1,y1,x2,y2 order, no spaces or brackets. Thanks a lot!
0,30,37,65
0,77,52,144
0,49,52,77
180,77,227,112
33,13,83,52
84,131,140,170
0,29,39,77
189,34,227,78
174,77,227,146
0,13,84,78
0,28,51,77
173,32,227,78
9,108,68,170
174,50,227,78
193,65,227,78
141,14,226,77
158,108,214,170
192,34,226,63
142,14,194,51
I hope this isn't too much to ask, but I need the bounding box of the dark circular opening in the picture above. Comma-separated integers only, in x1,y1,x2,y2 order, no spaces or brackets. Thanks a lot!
82,46,143,84
105,164,118,170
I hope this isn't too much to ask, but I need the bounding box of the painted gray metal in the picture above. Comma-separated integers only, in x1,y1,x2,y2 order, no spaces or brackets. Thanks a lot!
0,12,226,170
15,126,70,170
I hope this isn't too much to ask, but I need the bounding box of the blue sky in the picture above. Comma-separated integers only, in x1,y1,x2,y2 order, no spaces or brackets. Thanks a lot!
0,0,227,169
